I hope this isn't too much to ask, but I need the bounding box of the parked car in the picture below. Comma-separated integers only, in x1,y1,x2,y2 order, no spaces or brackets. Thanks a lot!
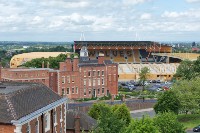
193,125,200,132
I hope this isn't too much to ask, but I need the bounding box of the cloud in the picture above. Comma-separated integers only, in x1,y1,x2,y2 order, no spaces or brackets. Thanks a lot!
186,0,200,3
140,13,152,19
122,0,151,5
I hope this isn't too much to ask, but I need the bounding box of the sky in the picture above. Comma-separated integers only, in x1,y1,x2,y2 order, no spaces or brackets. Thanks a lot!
0,0,200,42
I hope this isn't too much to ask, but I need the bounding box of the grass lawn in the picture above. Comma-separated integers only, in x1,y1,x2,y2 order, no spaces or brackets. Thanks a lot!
178,114,200,129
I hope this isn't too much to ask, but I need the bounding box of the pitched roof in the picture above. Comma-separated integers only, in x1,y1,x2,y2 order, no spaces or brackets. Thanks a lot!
66,110,97,131
0,82,61,124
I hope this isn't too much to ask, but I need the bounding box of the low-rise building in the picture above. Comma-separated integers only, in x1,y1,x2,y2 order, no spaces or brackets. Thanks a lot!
0,82,67,133
59,46,118,99
0,47,119,99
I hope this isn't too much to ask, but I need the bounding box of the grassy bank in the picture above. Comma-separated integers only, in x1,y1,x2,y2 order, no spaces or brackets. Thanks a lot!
178,114,200,129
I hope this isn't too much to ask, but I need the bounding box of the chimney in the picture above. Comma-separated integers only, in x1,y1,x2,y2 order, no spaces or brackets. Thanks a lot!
66,54,72,71
42,61,44,68
47,62,49,68
74,115,80,133
98,53,104,64
73,55,79,71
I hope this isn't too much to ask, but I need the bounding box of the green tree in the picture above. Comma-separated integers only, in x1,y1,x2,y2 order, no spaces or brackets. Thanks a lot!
88,102,108,120
112,104,131,126
172,79,200,114
174,59,194,80
89,102,126,133
154,112,186,133
124,116,159,133
139,67,150,102
154,90,180,114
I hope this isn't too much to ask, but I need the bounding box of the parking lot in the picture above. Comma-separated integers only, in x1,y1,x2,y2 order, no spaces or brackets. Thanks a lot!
118,80,173,92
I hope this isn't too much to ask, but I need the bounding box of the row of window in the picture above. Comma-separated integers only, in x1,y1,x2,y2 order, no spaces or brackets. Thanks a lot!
62,87,79,95
26,106,63,133
62,76,75,84
83,78,105,86
84,70,104,77
3,73,46,78
83,88,105,96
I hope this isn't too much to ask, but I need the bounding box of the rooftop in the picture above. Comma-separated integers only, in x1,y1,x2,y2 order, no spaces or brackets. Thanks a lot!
0,82,62,124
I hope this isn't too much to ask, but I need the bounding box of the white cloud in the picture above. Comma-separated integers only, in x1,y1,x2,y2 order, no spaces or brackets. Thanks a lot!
186,0,200,3
122,0,151,5
140,13,152,19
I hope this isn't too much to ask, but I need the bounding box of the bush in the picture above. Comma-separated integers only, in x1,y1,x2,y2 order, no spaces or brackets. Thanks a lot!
177,114,200,122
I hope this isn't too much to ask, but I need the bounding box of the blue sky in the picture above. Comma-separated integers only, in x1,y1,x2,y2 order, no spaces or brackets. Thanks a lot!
0,0,200,42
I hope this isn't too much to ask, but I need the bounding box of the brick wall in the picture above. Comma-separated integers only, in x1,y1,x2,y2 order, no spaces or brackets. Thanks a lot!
0,125,15,133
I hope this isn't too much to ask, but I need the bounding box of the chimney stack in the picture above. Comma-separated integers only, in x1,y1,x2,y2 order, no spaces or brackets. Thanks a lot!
74,115,80,133
98,53,104,64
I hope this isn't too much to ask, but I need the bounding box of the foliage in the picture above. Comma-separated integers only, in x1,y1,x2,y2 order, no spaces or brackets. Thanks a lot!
89,103,131,133
123,116,159,133
139,67,150,88
154,112,186,133
178,114,200,129
112,104,131,126
23,53,78,69
172,78,200,114
90,103,126,133
88,102,108,120
154,90,180,114
174,59,194,80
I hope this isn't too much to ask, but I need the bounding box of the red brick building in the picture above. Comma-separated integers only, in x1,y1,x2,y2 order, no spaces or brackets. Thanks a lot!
0,47,118,99
0,82,67,133
58,46,118,99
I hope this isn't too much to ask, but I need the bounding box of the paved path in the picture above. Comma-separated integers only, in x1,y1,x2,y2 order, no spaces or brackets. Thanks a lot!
130,108,155,119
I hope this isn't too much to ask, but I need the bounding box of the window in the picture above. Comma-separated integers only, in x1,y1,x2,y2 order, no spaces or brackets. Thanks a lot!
89,89,91,95
102,88,104,94
62,76,65,84
84,71,86,77
53,111,57,125
62,88,65,95
42,73,45,76
89,79,91,86
35,121,39,133
71,76,75,83
60,106,63,122
88,71,91,77
93,79,96,86
102,71,104,76
98,89,100,94
24,74,28,77
67,76,70,83
76,87,78,94
45,113,50,132
72,88,74,94
98,71,100,76
66,88,70,94
109,75,111,81
93,71,95,77
60,127,63,133
26,124,30,133
102,78,104,85
98,78,100,85
113,74,116,81
84,88,86,96
84,79,86,86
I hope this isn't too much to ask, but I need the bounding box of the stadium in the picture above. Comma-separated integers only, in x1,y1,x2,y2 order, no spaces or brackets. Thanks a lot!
74,41,194,81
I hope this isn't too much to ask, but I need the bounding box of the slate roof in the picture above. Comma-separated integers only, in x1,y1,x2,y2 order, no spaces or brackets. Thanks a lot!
0,82,61,124
66,110,97,131
78,59,116,67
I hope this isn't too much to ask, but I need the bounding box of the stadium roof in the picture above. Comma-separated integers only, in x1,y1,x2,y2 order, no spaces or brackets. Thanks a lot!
74,41,159,47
